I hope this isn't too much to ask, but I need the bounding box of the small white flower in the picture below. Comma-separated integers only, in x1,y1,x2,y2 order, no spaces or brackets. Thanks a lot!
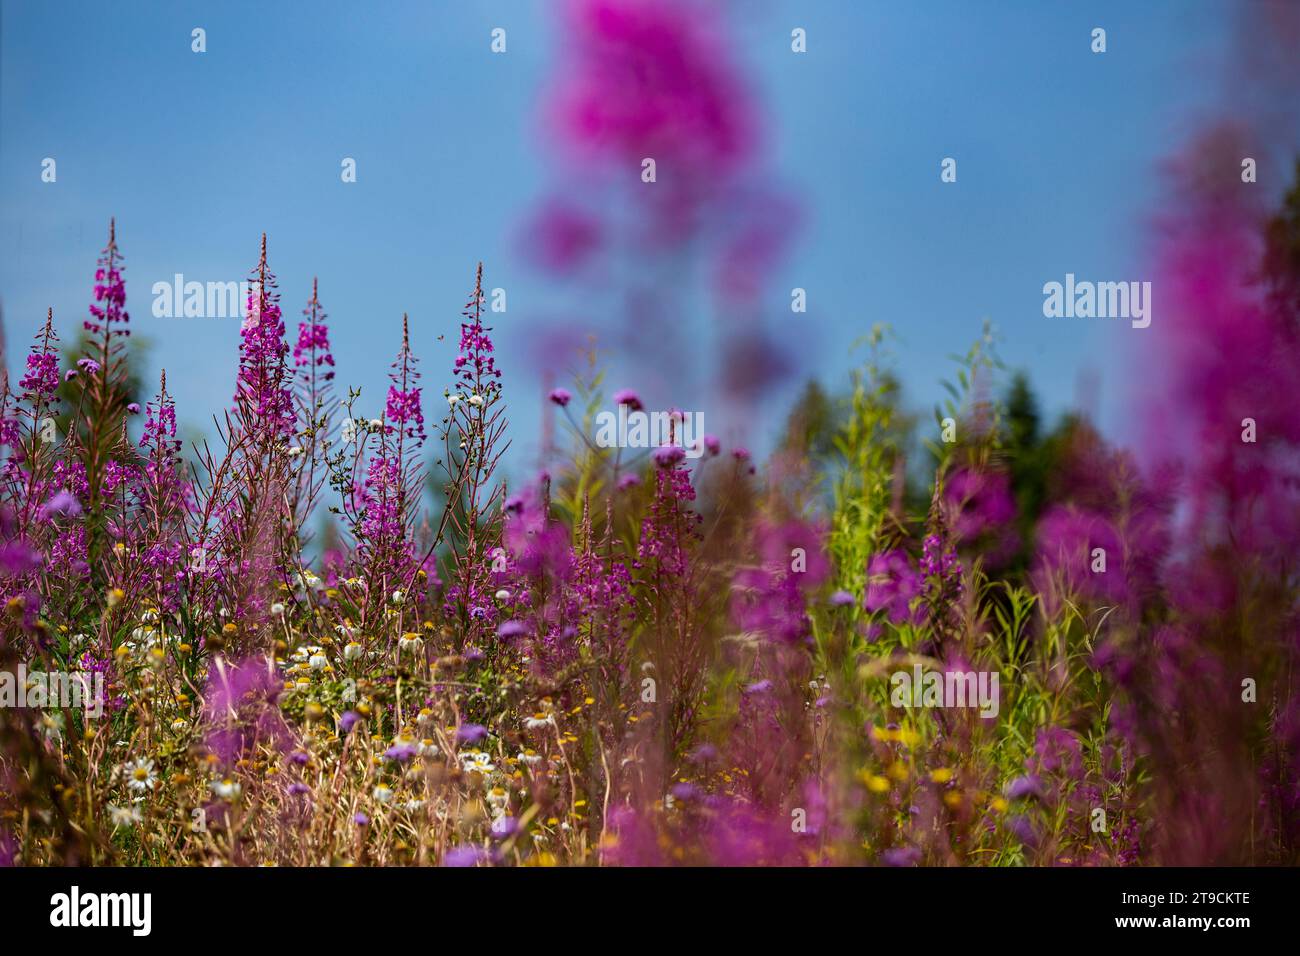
40,712,65,742
170,718,188,732
418,738,440,757
524,713,553,731
398,634,422,654
468,394,484,407
270,602,286,617
295,570,324,592
518,749,543,767
343,642,364,661
447,394,462,406
211,777,242,800
494,589,511,602
287,445,304,457
309,653,328,670
124,758,158,793
459,751,495,774
391,590,404,605
372,784,394,804
108,804,143,828
402,799,425,812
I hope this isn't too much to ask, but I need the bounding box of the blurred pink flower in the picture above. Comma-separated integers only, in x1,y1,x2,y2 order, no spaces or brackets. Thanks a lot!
1032,506,1129,608
864,550,923,625
521,201,603,275
545,0,756,178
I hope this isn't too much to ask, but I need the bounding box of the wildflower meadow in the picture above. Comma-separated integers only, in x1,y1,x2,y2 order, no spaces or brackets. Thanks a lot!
2,186,1298,869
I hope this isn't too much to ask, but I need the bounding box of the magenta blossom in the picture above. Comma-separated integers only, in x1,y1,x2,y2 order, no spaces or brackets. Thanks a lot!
202,656,297,767
546,0,756,180
863,550,923,625
652,445,685,467
523,201,603,274
613,388,642,411
944,467,1018,567
1032,506,1129,608
40,491,82,519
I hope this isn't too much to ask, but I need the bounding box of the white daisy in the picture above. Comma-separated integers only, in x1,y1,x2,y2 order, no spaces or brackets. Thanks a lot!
524,713,553,731
211,777,242,800
296,570,324,592
459,751,495,774
124,758,158,793
108,804,143,828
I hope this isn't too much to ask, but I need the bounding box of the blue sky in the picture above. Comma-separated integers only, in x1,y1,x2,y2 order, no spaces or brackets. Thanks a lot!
0,0,1262,471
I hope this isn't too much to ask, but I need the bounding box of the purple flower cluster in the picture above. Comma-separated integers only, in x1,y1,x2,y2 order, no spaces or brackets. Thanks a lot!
85,223,129,339
19,345,59,404
453,282,502,396
384,386,424,445
235,241,294,439
294,322,335,378
863,550,923,626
